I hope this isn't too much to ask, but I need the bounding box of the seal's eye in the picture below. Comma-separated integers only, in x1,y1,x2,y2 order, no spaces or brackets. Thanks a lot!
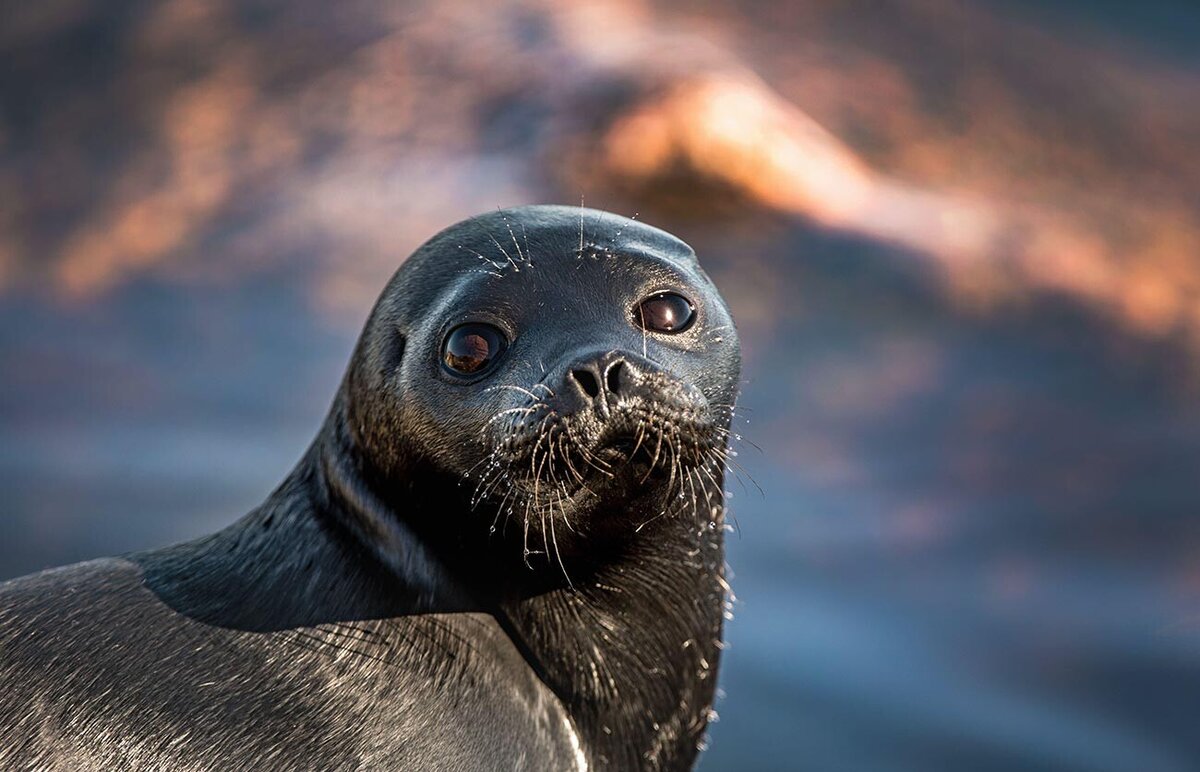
443,324,506,376
635,292,695,333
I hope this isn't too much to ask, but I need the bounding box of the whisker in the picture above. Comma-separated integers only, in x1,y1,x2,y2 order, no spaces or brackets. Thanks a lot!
498,208,528,266
457,244,506,272
549,502,573,590
486,230,520,272
607,211,640,252
640,425,666,484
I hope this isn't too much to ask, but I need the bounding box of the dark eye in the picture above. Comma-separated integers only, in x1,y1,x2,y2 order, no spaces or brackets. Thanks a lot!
635,292,695,333
443,323,507,376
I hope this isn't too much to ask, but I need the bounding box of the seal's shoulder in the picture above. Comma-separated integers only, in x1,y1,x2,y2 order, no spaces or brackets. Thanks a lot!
0,558,145,628
0,558,161,684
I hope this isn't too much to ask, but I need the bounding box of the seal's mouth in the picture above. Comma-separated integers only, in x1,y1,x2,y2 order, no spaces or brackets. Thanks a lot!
472,397,721,516
596,435,644,463
589,418,713,477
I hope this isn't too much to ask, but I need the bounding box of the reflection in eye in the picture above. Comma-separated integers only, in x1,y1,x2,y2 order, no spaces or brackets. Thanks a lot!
443,324,507,375
635,292,696,333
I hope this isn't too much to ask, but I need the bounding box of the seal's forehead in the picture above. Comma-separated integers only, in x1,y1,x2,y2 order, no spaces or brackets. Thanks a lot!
377,206,703,325
493,205,693,258
413,205,695,273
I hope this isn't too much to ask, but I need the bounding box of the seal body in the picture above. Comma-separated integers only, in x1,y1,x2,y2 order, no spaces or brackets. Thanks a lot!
0,206,741,771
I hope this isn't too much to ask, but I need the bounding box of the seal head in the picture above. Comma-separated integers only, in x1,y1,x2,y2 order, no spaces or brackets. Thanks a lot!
330,204,740,577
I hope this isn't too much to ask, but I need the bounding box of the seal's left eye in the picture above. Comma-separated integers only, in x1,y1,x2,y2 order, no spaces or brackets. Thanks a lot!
635,292,695,333
443,324,506,376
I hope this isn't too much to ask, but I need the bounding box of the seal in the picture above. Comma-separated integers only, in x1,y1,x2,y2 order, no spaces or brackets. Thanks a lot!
0,205,741,771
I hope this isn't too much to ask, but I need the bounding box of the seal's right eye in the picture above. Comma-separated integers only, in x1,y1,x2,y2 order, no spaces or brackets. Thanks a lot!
443,324,506,376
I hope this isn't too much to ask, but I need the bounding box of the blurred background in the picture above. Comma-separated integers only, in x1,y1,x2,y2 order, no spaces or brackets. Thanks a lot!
3,0,1200,768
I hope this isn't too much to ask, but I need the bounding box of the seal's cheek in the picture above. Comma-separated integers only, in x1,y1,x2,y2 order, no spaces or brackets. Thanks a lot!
394,390,494,475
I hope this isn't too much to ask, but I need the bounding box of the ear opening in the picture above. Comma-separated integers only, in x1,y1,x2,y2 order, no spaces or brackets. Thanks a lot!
382,327,406,379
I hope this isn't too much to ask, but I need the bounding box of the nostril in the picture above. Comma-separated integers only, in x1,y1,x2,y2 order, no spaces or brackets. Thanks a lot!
606,360,624,395
572,369,600,399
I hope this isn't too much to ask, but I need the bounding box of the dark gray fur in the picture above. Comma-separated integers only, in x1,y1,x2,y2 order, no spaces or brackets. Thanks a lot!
0,205,741,771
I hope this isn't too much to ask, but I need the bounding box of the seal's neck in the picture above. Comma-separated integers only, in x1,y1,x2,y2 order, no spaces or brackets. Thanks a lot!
490,483,727,771
314,412,458,607
133,441,449,631
319,405,728,770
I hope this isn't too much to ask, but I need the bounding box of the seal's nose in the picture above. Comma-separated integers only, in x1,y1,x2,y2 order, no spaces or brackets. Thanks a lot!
566,352,636,417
